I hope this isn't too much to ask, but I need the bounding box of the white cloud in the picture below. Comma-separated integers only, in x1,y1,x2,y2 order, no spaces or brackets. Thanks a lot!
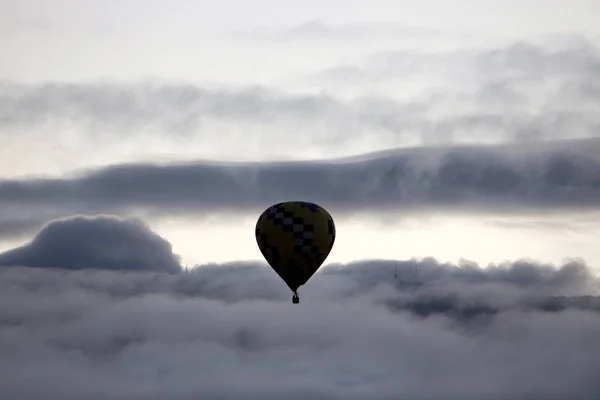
0,258,599,399
2,38,600,179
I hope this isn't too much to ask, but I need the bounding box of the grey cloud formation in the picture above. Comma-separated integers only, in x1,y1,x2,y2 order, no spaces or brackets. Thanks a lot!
0,80,411,142
0,215,182,273
2,38,600,151
317,36,600,85
2,137,600,238
0,256,599,399
312,38,600,142
379,37,597,73
476,38,600,78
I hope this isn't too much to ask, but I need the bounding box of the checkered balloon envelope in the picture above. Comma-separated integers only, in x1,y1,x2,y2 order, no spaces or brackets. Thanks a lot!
255,201,336,303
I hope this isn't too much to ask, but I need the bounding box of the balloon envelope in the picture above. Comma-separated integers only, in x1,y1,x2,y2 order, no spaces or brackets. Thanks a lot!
255,201,336,292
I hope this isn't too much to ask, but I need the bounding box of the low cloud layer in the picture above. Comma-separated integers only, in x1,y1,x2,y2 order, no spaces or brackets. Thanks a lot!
2,137,600,238
1,255,599,399
0,215,181,273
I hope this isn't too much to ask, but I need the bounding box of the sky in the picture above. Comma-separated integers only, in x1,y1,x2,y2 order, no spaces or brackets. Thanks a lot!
2,0,600,398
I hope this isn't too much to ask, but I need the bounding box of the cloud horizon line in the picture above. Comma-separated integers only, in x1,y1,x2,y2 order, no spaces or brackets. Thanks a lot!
2,214,597,284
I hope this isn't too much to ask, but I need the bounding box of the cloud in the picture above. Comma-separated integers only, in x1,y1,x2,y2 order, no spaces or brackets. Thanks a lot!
320,36,600,82
0,257,599,399
2,137,600,238
0,80,417,147
0,215,182,273
2,37,600,172
310,38,600,140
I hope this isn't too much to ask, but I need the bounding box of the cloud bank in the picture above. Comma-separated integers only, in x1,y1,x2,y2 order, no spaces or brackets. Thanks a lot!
2,137,600,239
0,212,598,398
2,37,600,167
0,215,181,273
1,251,600,399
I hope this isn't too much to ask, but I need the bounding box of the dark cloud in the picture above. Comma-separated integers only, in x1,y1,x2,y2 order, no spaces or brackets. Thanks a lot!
0,257,599,399
0,215,181,273
2,137,600,237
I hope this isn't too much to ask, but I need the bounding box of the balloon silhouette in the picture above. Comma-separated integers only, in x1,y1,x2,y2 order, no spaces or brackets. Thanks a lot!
255,201,336,303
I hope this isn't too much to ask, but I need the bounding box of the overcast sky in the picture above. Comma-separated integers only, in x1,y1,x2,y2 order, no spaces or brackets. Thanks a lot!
2,1,600,398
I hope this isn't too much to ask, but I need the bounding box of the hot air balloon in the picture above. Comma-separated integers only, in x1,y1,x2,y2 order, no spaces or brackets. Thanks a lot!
255,201,336,304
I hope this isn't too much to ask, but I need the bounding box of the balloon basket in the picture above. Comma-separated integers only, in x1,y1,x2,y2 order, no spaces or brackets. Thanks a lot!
292,293,300,304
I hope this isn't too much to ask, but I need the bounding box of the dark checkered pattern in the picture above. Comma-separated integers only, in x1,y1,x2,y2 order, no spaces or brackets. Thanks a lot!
265,203,320,259
298,201,320,212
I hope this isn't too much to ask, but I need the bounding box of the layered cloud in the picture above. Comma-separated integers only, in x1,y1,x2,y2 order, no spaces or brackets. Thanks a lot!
2,137,600,239
2,37,600,179
1,253,599,399
0,184,597,398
